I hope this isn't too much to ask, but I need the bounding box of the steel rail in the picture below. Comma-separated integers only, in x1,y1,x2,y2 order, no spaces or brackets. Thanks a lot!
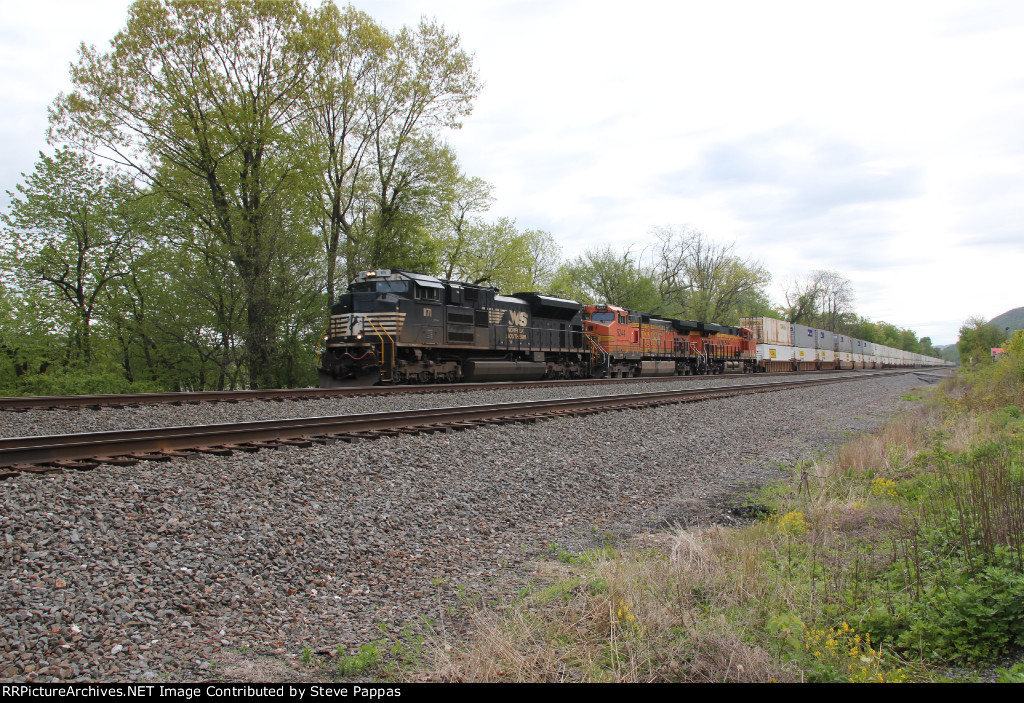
0,368,921,412
0,371,913,475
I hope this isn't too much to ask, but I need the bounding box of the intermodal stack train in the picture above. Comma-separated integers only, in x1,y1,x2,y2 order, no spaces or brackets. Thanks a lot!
317,269,951,386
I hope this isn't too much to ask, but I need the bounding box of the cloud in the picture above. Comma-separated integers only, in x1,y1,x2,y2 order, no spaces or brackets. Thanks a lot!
939,1,1024,36
674,125,924,225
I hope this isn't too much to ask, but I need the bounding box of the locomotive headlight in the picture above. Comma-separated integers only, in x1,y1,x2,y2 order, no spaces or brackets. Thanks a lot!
356,333,363,340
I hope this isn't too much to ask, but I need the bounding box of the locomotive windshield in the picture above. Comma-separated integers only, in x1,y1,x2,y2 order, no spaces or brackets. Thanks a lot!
590,312,615,322
349,281,410,294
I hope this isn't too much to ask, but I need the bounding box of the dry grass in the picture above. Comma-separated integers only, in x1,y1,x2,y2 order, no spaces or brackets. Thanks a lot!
420,537,795,682
413,375,1024,682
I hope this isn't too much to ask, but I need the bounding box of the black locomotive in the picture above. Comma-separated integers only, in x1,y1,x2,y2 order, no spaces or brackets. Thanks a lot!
318,269,589,386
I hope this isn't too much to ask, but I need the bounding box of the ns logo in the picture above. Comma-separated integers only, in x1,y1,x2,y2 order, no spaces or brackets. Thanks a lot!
508,311,528,327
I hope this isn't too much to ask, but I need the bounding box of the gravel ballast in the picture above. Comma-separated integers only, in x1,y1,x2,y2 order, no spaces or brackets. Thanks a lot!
1,372,868,439
2,373,927,682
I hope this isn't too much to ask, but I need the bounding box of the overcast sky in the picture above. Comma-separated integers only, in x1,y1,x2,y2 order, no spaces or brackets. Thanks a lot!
2,0,1022,345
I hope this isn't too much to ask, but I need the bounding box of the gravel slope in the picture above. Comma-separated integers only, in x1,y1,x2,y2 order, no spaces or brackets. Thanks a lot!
1,373,925,682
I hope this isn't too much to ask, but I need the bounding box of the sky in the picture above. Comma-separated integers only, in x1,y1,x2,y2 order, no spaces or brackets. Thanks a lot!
2,0,1023,346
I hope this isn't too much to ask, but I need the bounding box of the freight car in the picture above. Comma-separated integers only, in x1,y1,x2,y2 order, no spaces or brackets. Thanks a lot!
318,269,949,387
740,316,950,372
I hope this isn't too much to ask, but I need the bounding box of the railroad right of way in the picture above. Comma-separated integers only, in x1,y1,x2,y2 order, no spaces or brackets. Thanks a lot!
0,371,933,683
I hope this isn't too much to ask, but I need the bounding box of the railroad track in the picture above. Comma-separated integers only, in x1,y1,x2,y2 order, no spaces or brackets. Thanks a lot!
0,370,920,480
0,368,885,411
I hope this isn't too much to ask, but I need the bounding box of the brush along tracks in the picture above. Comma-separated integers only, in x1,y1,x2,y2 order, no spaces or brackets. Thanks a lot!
0,371,914,480
0,369,867,412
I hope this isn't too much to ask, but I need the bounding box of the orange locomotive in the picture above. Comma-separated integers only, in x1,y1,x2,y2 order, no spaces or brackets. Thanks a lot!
581,304,757,377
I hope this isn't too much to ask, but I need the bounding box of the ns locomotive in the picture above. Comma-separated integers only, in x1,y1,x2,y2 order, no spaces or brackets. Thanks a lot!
317,269,759,386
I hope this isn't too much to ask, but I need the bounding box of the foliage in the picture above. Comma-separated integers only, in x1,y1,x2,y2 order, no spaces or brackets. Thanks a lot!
549,246,660,312
784,269,853,330
958,315,1008,368
336,643,382,678
650,225,772,323
2,148,141,366
790,623,906,683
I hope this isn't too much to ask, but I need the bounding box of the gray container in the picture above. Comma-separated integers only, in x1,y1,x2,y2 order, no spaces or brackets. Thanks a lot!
791,324,816,349
816,330,835,351
834,334,853,353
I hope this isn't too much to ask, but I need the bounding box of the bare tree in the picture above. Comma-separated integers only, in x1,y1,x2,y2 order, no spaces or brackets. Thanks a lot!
650,225,771,322
785,270,854,330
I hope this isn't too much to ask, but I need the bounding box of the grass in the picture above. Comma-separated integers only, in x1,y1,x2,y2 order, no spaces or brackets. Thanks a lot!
409,343,1024,682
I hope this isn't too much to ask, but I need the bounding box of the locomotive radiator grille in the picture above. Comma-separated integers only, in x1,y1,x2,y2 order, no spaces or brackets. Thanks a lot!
328,312,406,338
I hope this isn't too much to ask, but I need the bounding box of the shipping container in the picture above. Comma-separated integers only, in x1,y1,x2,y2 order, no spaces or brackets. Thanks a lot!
791,324,816,349
817,330,835,351
740,316,791,345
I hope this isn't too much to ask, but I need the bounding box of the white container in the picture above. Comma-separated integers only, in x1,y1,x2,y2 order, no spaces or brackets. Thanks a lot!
741,317,791,346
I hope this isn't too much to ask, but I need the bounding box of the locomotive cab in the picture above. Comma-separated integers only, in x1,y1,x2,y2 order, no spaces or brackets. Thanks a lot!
319,269,418,386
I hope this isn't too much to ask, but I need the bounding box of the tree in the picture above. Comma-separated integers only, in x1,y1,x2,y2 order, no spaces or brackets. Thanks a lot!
332,16,480,280
784,269,853,330
958,316,1007,366
50,0,320,387
550,246,659,311
300,3,391,302
2,149,140,365
650,225,771,323
436,174,494,281
441,218,560,293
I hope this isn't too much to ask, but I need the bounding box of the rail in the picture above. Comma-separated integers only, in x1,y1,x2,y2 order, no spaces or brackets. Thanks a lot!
0,370,921,476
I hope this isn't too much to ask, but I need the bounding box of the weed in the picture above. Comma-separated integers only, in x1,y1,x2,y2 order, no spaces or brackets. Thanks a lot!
336,643,382,678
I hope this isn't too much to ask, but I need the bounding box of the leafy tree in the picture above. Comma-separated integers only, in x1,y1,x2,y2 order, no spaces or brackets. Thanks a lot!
2,148,140,365
50,0,320,387
442,218,560,293
301,3,391,302
436,174,495,281
958,316,1007,367
352,18,481,278
550,246,659,312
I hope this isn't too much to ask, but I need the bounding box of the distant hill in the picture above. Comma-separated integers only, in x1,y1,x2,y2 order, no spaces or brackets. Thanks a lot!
989,307,1024,337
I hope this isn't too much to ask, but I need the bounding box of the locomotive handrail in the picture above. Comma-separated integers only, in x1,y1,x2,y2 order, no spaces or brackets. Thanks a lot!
367,317,396,382
584,333,610,374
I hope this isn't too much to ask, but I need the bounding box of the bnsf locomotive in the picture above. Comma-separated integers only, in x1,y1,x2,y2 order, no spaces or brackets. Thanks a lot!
317,269,760,386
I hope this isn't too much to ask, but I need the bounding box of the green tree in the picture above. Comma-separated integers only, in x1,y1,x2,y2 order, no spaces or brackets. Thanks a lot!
436,174,495,281
958,316,1007,367
300,4,390,301
352,18,480,278
50,0,320,387
442,218,561,293
550,246,659,312
2,149,140,366
783,269,853,329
